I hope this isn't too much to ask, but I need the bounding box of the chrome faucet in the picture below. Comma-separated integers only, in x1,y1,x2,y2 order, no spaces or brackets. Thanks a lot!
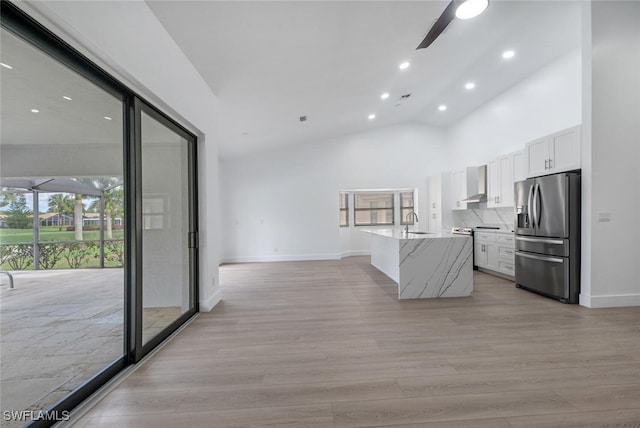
405,211,419,234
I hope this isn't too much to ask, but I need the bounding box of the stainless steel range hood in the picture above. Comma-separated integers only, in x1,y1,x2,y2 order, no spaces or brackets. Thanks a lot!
461,165,487,203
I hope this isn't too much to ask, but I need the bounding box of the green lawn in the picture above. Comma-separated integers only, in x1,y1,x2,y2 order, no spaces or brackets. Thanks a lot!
0,227,124,244
0,228,124,270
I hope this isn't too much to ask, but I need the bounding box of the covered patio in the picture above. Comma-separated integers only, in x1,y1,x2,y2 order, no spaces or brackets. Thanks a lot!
0,269,179,427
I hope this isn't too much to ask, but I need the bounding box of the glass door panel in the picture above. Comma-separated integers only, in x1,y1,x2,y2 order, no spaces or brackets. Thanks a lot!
0,26,125,420
140,111,193,346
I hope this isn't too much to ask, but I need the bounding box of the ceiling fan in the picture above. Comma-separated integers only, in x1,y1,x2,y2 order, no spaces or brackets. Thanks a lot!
416,0,489,50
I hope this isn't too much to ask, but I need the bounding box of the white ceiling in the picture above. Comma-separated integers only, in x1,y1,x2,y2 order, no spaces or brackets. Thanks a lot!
146,0,582,159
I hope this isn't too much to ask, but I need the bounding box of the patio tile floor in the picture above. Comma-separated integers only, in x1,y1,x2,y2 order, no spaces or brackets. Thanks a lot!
0,269,181,428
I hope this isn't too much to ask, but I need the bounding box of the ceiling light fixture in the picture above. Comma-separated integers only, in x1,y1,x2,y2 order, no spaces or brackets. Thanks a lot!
0,62,13,69
399,61,410,70
455,0,490,20
104,116,112,121
63,96,72,101
502,50,515,59
380,92,390,100
465,82,476,90
30,109,39,113
368,114,376,120
438,105,447,112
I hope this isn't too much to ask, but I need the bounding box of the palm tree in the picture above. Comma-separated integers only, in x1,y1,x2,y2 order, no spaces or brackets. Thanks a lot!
88,185,123,239
48,193,73,231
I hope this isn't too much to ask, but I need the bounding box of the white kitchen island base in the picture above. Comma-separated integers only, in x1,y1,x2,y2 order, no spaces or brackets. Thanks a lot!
363,229,473,299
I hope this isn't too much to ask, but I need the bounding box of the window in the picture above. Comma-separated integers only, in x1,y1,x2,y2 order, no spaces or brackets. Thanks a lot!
339,192,348,227
400,192,415,225
354,192,394,226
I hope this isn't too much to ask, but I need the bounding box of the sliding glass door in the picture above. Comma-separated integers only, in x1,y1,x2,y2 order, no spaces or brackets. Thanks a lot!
1,3,199,426
137,105,198,352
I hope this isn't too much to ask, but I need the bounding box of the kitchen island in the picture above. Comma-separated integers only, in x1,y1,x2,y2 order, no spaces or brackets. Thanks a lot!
360,229,473,299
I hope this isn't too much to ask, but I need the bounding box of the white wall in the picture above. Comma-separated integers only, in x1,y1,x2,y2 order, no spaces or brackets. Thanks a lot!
581,1,640,307
219,123,448,262
446,49,582,169
22,0,222,311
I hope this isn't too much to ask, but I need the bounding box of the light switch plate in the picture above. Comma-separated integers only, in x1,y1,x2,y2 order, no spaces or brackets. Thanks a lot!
597,212,612,223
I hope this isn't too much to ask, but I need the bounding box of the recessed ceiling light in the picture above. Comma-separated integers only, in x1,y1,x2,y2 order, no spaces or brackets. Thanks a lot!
63,96,72,101
30,109,39,113
438,105,447,112
0,62,13,69
502,50,515,59
241,132,249,136
399,61,410,70
104,116,112,121
368,114,376,120
380,92,390,100
455,0,490,20
465,82,476,90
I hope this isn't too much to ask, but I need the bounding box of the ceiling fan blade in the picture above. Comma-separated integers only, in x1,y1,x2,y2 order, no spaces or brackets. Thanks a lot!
416,0,457,50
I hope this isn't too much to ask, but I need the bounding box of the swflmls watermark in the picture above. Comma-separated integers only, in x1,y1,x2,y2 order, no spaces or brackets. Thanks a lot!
3,410,70,422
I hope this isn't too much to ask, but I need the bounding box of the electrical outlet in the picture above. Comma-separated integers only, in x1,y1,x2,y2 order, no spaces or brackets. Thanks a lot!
597,212,612,223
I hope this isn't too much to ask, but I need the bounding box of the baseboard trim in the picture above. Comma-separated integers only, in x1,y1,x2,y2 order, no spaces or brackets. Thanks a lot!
219,253,341,264
199,289,222,312
579,293,640,308
477,267,515,281
340,250,371,258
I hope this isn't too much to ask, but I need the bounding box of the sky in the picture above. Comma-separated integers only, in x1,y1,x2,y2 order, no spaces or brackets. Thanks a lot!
0,192,96,213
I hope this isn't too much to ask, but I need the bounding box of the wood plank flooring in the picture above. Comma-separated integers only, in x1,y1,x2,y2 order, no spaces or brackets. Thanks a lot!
75,256,640,427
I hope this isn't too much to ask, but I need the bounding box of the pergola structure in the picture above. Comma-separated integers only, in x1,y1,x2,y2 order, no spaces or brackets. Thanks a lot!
1,177,122,269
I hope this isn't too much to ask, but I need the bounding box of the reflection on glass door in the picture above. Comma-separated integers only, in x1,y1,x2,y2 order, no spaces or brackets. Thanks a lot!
0,25,124,423
140,110,195,346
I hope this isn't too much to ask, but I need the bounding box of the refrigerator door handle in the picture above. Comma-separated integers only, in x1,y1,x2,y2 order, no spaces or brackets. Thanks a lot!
527,184,534,227
533,183,541,228
516,236,564,245
516,251,564,264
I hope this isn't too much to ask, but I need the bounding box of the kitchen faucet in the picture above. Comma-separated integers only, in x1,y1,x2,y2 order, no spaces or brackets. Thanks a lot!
405,211,419,234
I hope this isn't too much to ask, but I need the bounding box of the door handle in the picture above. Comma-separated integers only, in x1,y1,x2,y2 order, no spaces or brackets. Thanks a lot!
527,184,534,227
516,236,564,245
544,159,548,170
549,158,553,169
536,183,541,227
516,251,564,264
531,184,538,228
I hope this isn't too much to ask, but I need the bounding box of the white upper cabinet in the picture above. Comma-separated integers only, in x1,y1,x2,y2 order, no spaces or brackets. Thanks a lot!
526,126,581,177
487,150,521,208
451,169,468,210
512,149,526,182
498,154,514,207
487,158,499,208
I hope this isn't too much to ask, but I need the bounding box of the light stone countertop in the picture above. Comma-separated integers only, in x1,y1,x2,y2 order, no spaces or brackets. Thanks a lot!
359,228,469,240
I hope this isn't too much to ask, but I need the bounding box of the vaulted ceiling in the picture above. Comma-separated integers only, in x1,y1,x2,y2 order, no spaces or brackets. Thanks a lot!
147,1,582,158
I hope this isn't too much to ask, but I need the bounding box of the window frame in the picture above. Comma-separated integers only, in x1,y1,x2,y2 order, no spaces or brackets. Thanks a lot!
353,192,395,227
339,192,349,227
399,191,416,225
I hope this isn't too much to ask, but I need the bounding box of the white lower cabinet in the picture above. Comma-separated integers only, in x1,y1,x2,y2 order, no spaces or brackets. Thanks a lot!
474,231,515,278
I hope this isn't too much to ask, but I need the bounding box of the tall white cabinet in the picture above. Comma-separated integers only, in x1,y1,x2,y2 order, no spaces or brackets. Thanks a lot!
487,149,525,208
426,173,454,232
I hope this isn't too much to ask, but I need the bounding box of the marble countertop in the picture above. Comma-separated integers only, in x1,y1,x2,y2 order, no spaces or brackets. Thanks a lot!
359,228,470,240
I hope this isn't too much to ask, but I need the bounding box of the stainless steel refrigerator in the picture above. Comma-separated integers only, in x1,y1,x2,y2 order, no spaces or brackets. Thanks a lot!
514,172,581,303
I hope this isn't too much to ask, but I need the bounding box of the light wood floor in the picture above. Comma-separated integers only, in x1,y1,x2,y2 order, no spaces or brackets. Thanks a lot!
75,256,640,427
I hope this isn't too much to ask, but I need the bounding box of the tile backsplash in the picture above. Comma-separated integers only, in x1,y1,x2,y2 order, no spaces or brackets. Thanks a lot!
452,207,514,231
